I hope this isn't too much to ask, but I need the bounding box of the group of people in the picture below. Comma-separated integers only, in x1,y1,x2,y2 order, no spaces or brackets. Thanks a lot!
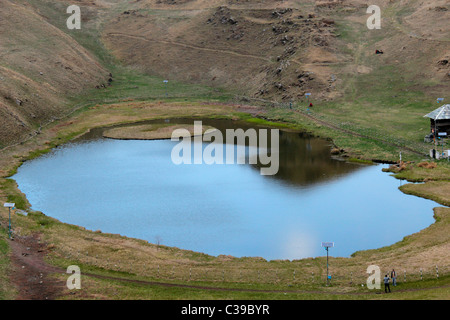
383,269,397,293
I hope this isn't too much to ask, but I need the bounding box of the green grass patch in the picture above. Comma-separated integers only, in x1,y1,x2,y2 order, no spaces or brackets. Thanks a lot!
0,228,15,300
0,179,29,210
28,211,57,229
347,158,374,165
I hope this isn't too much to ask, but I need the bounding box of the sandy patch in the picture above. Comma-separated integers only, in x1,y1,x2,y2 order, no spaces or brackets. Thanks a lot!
103,123,217,140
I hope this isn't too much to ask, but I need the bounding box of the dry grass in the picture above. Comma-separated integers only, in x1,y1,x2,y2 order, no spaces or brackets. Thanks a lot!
103,123,216,140
0,0,108,147
400,181,450,207
418,162,438,169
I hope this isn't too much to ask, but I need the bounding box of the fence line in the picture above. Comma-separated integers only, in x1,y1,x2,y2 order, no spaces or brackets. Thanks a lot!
233,95,431,157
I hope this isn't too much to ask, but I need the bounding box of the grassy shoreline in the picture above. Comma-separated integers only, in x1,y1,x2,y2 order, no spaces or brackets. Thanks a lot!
0,101,449,300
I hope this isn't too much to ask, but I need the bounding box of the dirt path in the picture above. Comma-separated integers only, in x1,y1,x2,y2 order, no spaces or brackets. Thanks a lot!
8,234,65,300
106,32,272,62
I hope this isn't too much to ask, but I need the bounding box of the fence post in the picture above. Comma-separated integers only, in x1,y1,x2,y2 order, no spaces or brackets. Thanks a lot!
420,268,423,281
404,270,406,283
293,270,296,282
436,265,439,279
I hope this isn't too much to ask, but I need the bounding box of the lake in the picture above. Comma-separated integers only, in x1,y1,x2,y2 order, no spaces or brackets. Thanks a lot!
12,119,438,260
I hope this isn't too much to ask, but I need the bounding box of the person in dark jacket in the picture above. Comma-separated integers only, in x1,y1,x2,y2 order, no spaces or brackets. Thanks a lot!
384,274,391,293
391,269,397,286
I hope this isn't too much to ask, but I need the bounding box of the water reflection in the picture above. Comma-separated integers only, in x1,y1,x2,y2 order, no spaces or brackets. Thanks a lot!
80,118,362,187
12,119,437,260
262,130,361,186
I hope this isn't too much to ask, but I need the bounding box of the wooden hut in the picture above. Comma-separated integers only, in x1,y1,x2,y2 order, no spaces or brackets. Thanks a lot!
424,104,450,138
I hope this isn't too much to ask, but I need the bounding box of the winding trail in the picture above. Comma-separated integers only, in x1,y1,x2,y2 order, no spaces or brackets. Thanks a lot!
106,32,272,62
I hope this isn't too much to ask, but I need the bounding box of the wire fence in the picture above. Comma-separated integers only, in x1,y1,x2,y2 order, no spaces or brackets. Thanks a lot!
233,95,435,158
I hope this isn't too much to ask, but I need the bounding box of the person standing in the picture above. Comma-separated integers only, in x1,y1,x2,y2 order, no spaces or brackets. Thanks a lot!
391,269,397,286
384,274,391,293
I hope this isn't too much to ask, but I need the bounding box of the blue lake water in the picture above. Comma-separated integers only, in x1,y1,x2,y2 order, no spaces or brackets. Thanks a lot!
12,121,439,260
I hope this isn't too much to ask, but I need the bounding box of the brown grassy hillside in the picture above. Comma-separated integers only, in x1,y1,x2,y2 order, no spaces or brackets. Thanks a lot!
1,0,449,147
0,0,109,148
103,0,341,100
102,0,449,102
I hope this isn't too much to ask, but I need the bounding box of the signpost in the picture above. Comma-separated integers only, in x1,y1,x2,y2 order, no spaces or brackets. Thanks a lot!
4,203,15,239
321,242,334,286
305,93,312,112
163,80,169,97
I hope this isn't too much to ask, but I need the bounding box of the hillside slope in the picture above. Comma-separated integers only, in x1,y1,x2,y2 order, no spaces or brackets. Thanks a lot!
103,0,341,100
102,0,449,102
0,0,449,148
0,0,109,148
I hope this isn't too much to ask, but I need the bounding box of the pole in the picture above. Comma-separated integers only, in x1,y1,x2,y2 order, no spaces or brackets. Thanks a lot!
8,207,11,239
326,247,329,286
435,120,438,158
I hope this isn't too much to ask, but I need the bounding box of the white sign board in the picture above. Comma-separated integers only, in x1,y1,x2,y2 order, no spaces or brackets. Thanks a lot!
321,242,334,248
3,203,15,208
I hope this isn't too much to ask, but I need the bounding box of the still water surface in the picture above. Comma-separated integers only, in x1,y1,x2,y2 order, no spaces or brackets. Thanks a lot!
13,119,438,260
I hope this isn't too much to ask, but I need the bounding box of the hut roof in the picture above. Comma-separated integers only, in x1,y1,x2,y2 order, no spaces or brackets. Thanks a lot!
424,104,450,120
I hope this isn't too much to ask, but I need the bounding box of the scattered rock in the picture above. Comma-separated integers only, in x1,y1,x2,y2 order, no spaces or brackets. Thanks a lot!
434,6,448,11
330,147,341,155
275,83,284,90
